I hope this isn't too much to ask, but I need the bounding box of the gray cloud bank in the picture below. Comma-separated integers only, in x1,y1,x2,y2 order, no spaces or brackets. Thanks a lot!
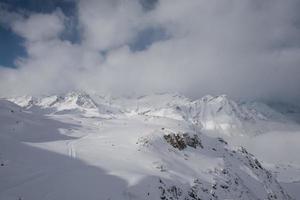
0,0,300,103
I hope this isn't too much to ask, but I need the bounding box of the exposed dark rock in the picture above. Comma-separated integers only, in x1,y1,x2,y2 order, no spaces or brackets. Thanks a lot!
164,133,186,150
217,137,228,145
158,179,183,200
163,133,203,150
254,159,263,169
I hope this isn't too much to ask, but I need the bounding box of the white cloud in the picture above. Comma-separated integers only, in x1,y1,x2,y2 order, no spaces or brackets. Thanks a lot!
0,0,300,103
78,0,144,50
11,10,65,42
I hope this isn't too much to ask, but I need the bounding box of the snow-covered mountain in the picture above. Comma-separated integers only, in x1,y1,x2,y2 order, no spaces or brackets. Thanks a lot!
8,92,122,118
1,92,299,199
108,93,298,137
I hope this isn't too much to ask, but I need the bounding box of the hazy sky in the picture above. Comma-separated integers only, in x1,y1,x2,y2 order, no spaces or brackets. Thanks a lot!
0,0,300,103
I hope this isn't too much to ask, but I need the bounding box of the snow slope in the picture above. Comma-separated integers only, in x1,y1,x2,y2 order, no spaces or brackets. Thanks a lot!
1,92,299,199
117,93,299,137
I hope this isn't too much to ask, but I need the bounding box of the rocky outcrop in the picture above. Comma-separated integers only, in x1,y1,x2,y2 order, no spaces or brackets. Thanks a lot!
163,133,203,150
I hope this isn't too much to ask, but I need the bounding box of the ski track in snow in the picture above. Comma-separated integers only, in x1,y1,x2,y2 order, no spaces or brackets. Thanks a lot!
66,140,76,159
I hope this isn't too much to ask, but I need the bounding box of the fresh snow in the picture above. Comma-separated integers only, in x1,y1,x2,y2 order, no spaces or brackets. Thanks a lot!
1,92,299,199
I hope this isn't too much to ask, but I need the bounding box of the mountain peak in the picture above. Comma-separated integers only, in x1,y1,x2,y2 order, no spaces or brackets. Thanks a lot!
64,91,98,109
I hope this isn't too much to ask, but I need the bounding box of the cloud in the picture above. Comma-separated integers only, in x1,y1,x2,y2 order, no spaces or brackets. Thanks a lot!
11,10,65,42
78,0,144,50
0,0,300,103
0,3,25,27
237,131,300,165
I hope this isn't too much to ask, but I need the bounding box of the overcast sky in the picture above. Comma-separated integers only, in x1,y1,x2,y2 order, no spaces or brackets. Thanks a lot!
0,0,300,103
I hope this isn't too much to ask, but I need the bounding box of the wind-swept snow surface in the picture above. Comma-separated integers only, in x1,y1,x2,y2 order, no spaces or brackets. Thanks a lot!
1,92,299,199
